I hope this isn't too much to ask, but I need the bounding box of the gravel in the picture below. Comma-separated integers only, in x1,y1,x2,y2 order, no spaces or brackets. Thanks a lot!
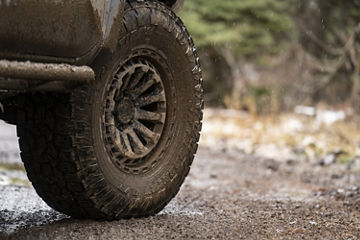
0,147,359,239
0,117,359,239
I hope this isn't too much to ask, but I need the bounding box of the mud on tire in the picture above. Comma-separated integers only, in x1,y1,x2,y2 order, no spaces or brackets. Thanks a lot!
16,0,203,219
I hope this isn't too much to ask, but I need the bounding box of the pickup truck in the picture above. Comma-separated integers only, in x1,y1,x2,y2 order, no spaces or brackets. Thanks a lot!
0,0,203,219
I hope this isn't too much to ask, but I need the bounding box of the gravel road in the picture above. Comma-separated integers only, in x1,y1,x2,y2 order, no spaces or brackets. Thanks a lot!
0,121,360,239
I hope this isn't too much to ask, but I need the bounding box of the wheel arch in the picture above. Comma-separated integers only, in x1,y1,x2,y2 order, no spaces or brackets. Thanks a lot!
156,0,184,12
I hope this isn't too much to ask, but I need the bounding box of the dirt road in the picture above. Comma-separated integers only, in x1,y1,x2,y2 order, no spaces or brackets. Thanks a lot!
1,145,360,239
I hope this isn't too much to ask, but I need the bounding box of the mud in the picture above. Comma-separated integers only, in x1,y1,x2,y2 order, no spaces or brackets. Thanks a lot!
0,146,359,240
0,60,94,81
0,0,181,67
0,0,103,61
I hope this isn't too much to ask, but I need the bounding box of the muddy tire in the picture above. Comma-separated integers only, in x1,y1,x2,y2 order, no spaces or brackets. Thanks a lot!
15,0,203,219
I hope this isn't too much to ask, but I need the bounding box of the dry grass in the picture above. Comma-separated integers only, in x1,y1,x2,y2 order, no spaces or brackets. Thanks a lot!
200,108,360,166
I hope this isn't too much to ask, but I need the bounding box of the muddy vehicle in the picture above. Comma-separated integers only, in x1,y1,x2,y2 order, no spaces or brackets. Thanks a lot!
0,0,203,219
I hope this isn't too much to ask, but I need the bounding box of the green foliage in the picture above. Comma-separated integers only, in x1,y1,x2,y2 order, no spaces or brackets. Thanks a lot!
180,0,294,57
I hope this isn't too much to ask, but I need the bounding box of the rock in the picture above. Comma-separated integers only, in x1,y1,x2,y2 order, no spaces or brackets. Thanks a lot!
347,157,360,171
318,151,346,166
300,171,315,183
286,159,297,166
283,117,303,132
345,191,354,198
323,154,337,165
334,189,345,201
330,173,343,179
294,105,316,116
309,221,318,226
264,159,281,171
0,173,10,185
209,174,217,179
315,110,345,126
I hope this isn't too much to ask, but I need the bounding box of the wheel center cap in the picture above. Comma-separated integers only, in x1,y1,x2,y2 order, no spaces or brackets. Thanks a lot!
115,98,134,124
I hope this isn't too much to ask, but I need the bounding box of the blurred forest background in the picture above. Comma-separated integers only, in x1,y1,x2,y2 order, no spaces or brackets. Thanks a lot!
180,0,360,114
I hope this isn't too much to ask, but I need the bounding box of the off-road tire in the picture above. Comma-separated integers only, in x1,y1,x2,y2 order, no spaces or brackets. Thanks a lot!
16,0,203,219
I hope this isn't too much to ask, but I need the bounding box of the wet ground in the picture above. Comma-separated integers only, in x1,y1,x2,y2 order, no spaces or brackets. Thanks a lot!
0,118,360,239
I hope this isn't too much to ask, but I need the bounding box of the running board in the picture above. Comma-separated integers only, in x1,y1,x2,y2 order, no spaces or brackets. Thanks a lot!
0,60,95,91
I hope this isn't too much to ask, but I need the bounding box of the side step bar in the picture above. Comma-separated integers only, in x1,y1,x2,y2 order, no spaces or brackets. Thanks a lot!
0,60,95,91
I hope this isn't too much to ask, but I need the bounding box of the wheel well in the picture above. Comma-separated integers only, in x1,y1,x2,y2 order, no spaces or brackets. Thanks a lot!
157,0,176,8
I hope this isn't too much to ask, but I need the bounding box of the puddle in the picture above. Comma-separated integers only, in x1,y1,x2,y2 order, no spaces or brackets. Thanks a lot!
0,185,68,234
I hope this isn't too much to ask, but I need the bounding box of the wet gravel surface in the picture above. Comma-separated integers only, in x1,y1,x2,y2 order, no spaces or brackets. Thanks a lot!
0,146,359,239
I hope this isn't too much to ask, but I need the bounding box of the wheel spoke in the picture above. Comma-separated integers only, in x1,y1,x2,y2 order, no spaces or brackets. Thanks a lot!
114,129,122,146
136,91,165,107
116,157,128,163
120,132,133,155
120,69,134,91
131,73,155,98
133,120,160,143
134,108,165,123
128,67,147,89
127,128,147,153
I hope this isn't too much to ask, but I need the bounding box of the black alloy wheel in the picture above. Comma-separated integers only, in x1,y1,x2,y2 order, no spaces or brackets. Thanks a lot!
103,58,167,174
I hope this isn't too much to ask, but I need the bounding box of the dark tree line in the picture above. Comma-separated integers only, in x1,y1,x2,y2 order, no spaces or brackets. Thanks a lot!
181,0,360,112
295,0,360,110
